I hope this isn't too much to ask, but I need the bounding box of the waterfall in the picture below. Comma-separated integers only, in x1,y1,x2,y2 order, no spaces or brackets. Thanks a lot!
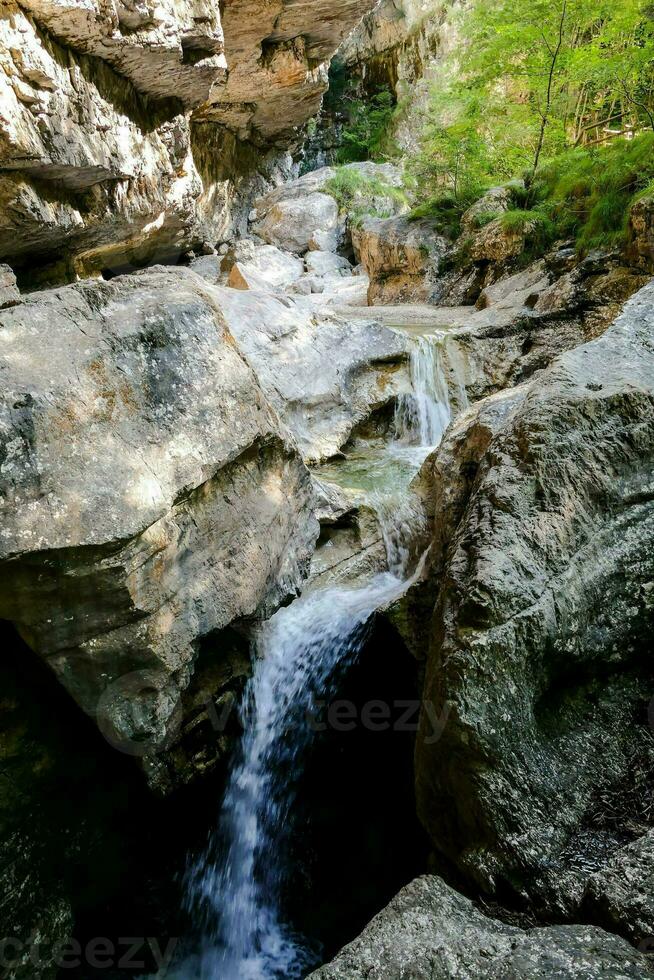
394,333,451,450
180,570,412,980
171,328,451,980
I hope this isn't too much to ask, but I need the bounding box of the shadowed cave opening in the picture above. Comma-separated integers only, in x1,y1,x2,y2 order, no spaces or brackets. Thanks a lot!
0,611,426,978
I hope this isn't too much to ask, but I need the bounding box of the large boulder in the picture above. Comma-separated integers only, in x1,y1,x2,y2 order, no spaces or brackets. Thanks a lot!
252,191,340,254
460,185,515,236
308,876,653,979
352,215,448,304
582,831,654,945
250,161,406,256
221,240,304,291
0,266,318,788
413,280,654,908
210,286,411,463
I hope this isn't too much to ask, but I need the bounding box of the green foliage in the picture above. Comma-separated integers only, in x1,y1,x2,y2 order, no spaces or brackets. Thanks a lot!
409,193,471,239
532,132,654,251
412,0,654,236
337,89,399,164
324,166,408,225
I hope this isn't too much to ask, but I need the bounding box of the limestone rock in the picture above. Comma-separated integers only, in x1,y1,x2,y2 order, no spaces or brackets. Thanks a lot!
252,192,340,254
352,215,448,304
476,261,549,312
582,831,654,945
468,214,532,264
308,875,653,979
413,280,654,905
223,240,304,291
201,0,378,142
461,184,515,235
209,286,410,463
251,161,405,255
15,0,227,108
304,251,352,277
0,0,377,276
0,267,318,784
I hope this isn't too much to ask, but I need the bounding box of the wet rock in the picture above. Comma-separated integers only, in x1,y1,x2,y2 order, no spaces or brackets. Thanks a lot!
352,215,448,304
0,266,318,787
413,280,654,906
308,875,654,979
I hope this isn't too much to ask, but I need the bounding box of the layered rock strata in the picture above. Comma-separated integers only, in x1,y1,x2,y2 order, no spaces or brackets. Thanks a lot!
0,0,376,278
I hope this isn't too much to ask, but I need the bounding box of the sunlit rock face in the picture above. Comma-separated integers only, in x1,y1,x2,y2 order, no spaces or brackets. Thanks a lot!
0,266,318,789
0,0,376,279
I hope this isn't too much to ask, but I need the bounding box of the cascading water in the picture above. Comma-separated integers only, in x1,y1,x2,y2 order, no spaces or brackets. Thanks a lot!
179,570,414,980
394,332,452,452
169,328,453,980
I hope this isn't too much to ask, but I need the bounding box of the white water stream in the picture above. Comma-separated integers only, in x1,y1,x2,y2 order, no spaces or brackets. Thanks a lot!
171,332,452,980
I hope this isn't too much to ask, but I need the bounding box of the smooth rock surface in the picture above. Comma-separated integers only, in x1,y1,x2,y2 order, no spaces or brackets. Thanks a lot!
224,241,304,291
0,266,318,783
252,192,340,254
309,875,654,979
212,286,411,462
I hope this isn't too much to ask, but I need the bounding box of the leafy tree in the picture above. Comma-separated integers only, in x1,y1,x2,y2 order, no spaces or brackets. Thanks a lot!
416,0,654,195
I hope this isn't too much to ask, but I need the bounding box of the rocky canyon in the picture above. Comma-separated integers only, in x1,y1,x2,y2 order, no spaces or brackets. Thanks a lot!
0,0,653,978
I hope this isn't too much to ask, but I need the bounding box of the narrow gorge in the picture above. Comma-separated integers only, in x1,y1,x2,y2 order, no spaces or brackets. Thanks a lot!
1,1,654,978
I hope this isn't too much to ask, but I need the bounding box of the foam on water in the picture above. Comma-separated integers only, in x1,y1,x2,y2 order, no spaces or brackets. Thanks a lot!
394,332,452,454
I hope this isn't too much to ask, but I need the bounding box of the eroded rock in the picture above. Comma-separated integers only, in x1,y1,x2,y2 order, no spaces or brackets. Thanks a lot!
352,215,448,304
0,266,318,787
582,831,654,945
210,285,411,462
411,281,654,907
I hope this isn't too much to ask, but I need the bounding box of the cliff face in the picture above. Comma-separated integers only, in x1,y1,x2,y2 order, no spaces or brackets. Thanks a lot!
0,0,376,280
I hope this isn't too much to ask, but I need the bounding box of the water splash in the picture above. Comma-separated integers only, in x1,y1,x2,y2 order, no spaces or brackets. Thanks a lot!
178,571,412,980
170,331,446,980
394,333,451,450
